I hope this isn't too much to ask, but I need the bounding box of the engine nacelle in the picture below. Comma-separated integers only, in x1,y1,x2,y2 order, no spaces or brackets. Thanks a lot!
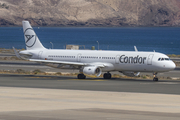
122,71,140,77
83,66,102,77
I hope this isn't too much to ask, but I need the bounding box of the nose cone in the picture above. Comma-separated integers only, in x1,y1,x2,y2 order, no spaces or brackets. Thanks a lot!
167,61,176,70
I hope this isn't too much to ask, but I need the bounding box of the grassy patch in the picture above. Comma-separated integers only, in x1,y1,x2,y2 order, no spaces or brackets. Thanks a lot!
0,69,176,80
168,54,180,58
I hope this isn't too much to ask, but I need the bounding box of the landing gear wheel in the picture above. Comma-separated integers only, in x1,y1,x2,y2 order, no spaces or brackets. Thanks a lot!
153,72,158,81
77,74,86,79
153,78,158,81
103,73,112,79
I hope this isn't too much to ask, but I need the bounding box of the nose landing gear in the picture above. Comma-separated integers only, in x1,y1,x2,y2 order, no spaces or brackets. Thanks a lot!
153,72,158,81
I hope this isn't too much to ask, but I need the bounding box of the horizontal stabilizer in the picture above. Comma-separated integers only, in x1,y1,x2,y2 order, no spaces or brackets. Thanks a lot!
13,47,32,60
13,47,21,59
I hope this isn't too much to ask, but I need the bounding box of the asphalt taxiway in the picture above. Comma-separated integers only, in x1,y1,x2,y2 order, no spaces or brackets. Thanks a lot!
0,74,180,95
0,60,180,120
0,75,180,120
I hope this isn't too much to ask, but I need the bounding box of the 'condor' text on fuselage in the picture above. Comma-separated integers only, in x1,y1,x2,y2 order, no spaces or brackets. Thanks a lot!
120,55,146,64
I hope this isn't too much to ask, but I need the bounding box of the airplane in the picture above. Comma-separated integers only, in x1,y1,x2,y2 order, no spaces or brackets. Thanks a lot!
13,21,176,81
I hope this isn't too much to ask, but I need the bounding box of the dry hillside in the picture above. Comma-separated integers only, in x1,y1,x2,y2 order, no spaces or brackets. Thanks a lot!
0,0,180,26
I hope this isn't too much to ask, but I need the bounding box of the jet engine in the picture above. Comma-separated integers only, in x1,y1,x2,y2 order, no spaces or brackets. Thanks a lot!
83,66,102,77
121,71,140,77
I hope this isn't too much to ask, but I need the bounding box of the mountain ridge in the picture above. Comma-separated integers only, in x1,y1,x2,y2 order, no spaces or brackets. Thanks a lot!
0,0,180,27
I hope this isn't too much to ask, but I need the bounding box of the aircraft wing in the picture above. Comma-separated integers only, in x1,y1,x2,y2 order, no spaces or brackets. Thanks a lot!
29,59,106,68
30,59,86,66
13,46,106,67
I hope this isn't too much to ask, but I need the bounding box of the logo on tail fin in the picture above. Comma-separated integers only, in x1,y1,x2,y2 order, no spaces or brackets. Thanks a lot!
24,28,37,47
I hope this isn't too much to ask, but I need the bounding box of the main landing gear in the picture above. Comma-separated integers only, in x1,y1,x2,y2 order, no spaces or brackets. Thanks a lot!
77,73,86,79
153,72,158,81
77,72,112,79
103,72,112,79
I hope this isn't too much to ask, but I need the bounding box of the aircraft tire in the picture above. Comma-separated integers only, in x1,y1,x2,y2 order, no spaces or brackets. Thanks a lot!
153,78,158,81
103,73,111,79
77,74,86,79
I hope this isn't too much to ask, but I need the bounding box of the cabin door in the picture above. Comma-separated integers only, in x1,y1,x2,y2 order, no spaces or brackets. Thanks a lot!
77,54,81,62
147,54,154,65
115,55,120,64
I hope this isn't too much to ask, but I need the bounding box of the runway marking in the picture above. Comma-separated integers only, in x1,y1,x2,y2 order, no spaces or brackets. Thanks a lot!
26,77,58,79
70,79,106,81
26,77,106,81
157,82,179,85
141,82,179,85
140,82,180,85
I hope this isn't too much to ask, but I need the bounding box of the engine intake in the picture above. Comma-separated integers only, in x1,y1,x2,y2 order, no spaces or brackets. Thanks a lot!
83,66,102,77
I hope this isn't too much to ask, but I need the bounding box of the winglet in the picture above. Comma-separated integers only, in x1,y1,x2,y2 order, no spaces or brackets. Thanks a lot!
134,46,138,52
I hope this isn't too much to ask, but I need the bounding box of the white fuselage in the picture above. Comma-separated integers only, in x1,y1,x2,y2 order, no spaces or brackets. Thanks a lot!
15,20,176,80
21,49,176,73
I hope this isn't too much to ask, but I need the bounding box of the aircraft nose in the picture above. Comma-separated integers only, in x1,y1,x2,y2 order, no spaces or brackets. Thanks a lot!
167,61,176,70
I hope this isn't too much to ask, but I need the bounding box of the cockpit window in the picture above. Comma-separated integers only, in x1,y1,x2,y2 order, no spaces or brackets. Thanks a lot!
158,58,170,61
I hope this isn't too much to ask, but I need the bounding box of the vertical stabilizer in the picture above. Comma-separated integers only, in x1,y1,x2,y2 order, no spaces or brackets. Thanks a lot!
22,21,45,50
